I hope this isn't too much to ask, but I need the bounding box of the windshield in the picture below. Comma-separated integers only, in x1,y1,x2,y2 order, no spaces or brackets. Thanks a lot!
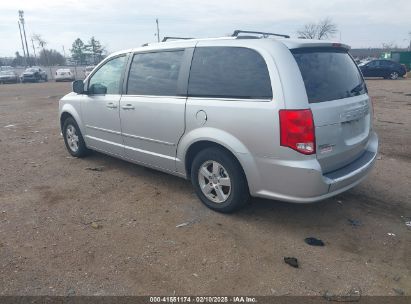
25,68,38,72
292,48,366,103
0,71,13,75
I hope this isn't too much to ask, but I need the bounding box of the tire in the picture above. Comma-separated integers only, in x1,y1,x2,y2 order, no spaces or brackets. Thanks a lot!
389,71,399,80
62,117,90,157
191,147,249,213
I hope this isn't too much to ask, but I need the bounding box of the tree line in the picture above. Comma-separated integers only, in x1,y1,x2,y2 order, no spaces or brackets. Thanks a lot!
70,37,106,65
8,35,106,67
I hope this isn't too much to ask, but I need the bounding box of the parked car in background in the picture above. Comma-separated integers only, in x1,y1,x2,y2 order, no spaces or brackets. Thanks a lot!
21,67,48,83
55,69,75,82
0,70,19,84
0,66,13,72
359,59,407,80
59,31,378,213
84,66,95,78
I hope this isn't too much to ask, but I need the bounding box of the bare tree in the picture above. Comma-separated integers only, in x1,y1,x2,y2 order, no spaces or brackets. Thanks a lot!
32,34,48,62
297,18,338,40
382,42,398,51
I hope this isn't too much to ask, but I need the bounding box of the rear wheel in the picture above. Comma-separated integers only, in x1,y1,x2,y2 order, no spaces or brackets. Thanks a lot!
62,117,90,157
389,71,399,80
191,147,249,213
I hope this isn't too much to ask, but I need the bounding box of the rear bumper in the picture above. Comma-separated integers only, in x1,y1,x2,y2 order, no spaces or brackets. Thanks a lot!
248,131,378,203
55,76,74,81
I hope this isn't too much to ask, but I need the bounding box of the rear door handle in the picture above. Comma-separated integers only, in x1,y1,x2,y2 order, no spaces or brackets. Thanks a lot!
106,102,118,109
121,104,135,110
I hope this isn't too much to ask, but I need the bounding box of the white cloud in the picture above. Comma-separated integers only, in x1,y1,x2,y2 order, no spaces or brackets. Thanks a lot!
1,0,411,56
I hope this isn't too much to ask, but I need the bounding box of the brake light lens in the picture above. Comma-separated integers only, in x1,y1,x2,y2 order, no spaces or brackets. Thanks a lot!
279,109,316,155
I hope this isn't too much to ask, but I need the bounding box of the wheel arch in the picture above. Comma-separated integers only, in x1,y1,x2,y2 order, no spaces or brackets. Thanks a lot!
184,140,250,188
59,104,85,135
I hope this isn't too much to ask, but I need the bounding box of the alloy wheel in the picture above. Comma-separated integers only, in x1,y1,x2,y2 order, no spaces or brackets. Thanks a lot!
198,160,232,203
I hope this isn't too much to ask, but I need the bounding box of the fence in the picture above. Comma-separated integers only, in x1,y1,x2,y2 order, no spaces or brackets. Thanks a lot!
13,65,89,80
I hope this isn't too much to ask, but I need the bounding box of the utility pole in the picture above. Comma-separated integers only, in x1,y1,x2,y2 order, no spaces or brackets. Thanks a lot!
31,38,37,65
62,45,66,58
19,11,31,65
156,18,160,42
17,21,27,66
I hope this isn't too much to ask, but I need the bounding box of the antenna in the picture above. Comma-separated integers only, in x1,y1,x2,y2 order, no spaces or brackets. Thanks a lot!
156,19,160,43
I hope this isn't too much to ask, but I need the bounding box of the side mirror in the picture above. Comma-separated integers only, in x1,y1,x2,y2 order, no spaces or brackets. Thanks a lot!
72,80,84,94
89,83,107,95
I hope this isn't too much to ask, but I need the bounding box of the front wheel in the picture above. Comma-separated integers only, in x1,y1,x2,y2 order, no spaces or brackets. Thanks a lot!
62,117,90,157
191,147,249,213
389,71,399,80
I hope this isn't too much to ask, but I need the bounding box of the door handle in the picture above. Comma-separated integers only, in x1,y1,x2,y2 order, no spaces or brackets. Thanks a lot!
106,102,118,109
121,104,135,110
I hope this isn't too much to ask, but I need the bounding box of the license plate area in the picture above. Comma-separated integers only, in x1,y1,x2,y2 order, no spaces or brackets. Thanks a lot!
342,118,368,145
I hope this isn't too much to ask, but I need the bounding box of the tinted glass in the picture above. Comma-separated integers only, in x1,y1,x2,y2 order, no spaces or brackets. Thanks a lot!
292,48,366,103
127,51,184,96
89,56,126,94
367,60,379,68
188,47,272,99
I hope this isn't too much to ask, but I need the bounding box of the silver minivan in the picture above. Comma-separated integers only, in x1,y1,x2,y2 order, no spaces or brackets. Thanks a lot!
59,31,378,213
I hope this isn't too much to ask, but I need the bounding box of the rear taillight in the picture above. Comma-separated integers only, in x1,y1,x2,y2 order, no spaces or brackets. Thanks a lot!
279,109,316,155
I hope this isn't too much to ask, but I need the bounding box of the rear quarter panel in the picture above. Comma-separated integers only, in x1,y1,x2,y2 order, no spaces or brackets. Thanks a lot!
176,39,316,193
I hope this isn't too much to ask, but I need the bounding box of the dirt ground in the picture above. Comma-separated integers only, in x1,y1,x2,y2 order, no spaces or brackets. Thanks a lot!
0,79,410,297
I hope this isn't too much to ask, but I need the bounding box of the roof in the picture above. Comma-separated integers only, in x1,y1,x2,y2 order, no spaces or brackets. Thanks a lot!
109,36,351,58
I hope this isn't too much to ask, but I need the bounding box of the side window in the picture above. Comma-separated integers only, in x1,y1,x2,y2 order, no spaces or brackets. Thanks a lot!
127,51,184,96
367,61,379,68
188,47,272,99
380,61,390,67
88,56,126,95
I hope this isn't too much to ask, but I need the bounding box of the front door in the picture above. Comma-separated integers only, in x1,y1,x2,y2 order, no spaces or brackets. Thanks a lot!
120,50,188,171
81,55,127,156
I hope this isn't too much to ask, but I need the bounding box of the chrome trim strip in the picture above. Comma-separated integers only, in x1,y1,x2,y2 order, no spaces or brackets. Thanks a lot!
187,97,272,102
122,132,175,146
86,135,176,161
86,125,121,135
85,135,124,147
124,145,175,161
122,95,186,99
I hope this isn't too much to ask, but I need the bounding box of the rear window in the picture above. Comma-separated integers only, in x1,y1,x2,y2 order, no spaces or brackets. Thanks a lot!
292,48,366,103
188,47,272,99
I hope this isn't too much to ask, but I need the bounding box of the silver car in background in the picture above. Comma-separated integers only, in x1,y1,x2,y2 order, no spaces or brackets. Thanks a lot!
55,68,75,82
59,31,378,213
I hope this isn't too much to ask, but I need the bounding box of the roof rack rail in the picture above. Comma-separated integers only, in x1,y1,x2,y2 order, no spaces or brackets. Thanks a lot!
232,30,290,39
162,36,195,42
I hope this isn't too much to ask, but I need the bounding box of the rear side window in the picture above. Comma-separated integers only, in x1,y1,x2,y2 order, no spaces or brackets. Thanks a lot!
188,47,272,99
127,50,184,96
292,48,366,103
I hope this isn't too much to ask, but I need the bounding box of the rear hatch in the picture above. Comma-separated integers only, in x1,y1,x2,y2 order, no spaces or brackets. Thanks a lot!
292,47,371,173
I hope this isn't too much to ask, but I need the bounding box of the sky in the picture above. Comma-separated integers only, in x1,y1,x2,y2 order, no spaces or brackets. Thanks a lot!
1,0,411,57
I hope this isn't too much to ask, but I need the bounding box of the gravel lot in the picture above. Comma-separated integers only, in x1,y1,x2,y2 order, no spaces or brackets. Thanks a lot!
0,80,410,296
